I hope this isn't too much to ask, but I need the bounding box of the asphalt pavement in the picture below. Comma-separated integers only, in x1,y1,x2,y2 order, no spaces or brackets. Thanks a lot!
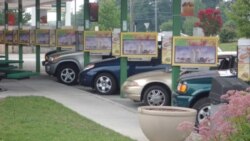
0,53,149,141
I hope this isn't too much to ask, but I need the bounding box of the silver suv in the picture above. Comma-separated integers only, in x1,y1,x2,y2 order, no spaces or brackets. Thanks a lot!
42,50,84,85
42,50,107,85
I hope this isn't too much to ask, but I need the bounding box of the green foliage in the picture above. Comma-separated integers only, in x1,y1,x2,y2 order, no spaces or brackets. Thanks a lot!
201,0,220,8
182,17,199,36
71,5,84,26
71,0,120,30
0,12,4,25
98,0,120,30
228,0,250,38
159,19,172,31
219,21,237,43
133,0,172,32
0,96,134,141
194,0,206,16
228,117,250,141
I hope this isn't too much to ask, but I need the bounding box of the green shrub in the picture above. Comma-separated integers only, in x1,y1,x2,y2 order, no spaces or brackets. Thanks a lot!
219,26,237,43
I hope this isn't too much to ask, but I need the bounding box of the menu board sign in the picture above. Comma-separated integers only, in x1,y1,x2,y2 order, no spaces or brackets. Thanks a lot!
173,36,218,66
121,32,158,58
84,31,112,52
56,29,76,48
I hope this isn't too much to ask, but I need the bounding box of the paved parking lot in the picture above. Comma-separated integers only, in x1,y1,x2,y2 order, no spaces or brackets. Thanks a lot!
0,53,149,141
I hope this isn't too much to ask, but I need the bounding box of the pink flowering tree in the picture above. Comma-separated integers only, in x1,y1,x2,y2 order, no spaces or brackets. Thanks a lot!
194,8,223,36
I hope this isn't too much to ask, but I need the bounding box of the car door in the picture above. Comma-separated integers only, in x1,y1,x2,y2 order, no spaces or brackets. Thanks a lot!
127,58,167,76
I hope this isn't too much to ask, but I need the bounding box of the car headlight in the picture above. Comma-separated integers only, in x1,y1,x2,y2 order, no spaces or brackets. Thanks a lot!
45,55,49,61
83,64,95,71
48,56,59,62
177,81,188,94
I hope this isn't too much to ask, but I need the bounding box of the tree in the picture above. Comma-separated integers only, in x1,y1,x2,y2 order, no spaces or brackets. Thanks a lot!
195,8,223,36
71,5,84,26
182,17,199,36
98,0,120,30
160,19,172,31
220,20,237,42
71,0,120,30
133,0,172,32
228,0,250,38
201,0,220,8
0,10,31,25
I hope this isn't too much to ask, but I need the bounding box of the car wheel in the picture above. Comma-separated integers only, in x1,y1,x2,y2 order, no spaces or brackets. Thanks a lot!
192,97,211,124
143,85,170,106
94,73,116,95
57,64,79,85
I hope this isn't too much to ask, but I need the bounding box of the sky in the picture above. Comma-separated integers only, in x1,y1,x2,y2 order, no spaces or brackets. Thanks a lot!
26,0,98,22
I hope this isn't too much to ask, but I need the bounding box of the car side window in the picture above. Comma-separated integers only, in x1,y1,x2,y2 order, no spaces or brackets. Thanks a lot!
218,58,230,70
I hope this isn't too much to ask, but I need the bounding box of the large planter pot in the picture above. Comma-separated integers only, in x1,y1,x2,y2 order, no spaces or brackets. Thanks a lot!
138,106,197,141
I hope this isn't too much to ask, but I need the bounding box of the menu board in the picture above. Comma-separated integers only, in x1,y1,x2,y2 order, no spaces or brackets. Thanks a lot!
50,29,56,46
173,36,218,66
5,30,14,44
84,31,112,52
238,39,250,82
36,29,50,46
19,30,30,45
0,30,4,44
161,35,172,64
121,32,158,58
13,30,19,44
30,29,36,45
56,29,76,48
112,31,120,56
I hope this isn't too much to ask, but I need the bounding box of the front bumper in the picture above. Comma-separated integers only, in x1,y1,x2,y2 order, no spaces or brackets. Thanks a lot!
121,82,143,102
44,61,57,76
172,91,191,107
78,71,95,87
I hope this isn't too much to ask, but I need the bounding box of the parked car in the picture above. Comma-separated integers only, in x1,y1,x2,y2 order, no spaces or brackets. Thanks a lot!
42,50,85,85
173,52,237,123
79,57,169,95
42,49,110,85
121,51,237,107
121,68,172,106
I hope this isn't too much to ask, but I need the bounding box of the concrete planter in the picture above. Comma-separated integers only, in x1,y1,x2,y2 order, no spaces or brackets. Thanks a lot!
138,106,197,141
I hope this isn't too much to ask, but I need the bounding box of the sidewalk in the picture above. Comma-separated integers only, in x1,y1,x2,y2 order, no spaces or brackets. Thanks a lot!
0,75,148,141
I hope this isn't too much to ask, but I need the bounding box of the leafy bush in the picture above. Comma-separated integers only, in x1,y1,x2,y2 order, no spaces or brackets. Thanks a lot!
228,0,250,38
219,26,237,43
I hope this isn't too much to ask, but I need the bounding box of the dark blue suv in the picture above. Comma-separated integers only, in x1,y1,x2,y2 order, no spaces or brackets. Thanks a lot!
79,57,169,95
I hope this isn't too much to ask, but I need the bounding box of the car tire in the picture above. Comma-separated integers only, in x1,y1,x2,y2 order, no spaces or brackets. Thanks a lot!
143,85,170,106
56,64,79,85
94,73,116,95
192,97,211,124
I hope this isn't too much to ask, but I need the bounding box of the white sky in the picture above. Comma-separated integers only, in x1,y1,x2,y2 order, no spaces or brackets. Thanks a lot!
26,0,98,22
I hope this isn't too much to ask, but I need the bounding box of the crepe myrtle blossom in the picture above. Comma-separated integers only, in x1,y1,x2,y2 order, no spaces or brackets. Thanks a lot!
177,87,250,141
194,8,223,36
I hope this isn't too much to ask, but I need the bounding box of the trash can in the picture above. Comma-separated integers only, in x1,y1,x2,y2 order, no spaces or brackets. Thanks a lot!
209,77,249,114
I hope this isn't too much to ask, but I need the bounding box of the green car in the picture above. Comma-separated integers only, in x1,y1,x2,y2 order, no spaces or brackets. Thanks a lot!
172,52,237,123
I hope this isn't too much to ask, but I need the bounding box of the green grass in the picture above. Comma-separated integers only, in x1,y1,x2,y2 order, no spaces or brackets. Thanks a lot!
0,96,134,141
219,42,237,51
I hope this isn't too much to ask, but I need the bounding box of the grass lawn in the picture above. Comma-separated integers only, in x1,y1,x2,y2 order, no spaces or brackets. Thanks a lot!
0,96,135,141
219,42,237,51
